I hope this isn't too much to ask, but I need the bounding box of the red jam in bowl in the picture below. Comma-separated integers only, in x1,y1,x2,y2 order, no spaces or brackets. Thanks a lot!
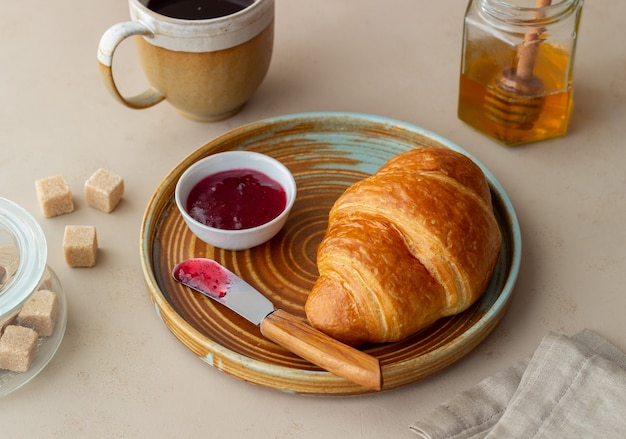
186,168,287,230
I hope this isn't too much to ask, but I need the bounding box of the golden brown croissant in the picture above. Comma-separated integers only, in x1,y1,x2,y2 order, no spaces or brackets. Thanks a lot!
305,147,502,346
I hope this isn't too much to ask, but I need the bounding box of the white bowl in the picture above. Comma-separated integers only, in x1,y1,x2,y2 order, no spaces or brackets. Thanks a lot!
175,151,296,251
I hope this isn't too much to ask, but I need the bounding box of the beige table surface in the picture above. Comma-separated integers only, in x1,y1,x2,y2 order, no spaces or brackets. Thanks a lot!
1,0,625,437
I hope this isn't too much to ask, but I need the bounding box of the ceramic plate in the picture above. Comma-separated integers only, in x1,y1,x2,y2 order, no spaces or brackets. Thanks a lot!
140,112,521,396
0,267,67,397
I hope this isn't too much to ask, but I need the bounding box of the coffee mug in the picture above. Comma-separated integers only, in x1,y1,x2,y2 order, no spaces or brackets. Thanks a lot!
97,0,274,122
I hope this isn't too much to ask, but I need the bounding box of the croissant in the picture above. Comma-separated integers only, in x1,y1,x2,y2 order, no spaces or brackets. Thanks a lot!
305,147,502,346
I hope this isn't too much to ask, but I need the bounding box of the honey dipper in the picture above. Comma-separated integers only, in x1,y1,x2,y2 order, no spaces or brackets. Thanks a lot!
485,0,552,129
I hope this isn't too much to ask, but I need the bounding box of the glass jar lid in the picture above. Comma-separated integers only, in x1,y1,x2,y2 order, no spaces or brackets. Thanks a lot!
0,198,47,317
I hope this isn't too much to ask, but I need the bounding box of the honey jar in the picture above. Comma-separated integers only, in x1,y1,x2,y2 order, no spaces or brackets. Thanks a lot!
458,0,583,145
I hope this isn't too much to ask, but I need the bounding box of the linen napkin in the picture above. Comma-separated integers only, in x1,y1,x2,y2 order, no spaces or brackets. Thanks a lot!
409,329,626,438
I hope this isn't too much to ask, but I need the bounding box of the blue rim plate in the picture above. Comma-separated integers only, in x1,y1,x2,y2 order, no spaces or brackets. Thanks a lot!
140,112,522,395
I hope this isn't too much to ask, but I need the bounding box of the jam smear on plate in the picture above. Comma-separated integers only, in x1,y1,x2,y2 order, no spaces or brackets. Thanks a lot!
173,259,231,298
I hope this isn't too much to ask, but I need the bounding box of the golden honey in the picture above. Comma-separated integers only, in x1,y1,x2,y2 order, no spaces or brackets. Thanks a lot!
459,41,574,145
458,0,583,146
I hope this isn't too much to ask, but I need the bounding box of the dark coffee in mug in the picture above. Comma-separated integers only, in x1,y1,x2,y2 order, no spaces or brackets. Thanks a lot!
147,0,255,20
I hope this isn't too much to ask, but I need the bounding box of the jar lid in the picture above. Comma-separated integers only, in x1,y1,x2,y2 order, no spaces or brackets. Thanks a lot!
0,198,47,317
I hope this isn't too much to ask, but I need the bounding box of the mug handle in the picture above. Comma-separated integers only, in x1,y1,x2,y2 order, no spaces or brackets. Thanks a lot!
97,22,165,109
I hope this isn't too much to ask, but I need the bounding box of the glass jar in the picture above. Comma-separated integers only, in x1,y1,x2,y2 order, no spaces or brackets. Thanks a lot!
0,198,62,332
1,197,67,396
458,0,584,145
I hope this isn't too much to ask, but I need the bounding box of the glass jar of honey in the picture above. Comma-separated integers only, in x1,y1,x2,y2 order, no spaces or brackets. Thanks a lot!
458,0,583,145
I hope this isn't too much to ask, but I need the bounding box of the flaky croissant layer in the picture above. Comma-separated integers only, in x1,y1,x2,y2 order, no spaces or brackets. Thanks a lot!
305,148,502,346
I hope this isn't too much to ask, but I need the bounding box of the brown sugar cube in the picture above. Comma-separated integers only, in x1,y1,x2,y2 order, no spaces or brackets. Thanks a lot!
35,175,75,217
17,290,58,337
0,325,39,372
84,168,124,213
63,225,98,268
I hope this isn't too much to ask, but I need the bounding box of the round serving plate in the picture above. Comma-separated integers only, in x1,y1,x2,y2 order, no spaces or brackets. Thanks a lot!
140,112,521,396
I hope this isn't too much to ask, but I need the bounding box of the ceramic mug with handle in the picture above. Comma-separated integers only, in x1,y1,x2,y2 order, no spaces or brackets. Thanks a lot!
97,0,274,121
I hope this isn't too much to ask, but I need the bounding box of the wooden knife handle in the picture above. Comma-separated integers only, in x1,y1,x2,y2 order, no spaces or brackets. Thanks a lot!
260,309,382,391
